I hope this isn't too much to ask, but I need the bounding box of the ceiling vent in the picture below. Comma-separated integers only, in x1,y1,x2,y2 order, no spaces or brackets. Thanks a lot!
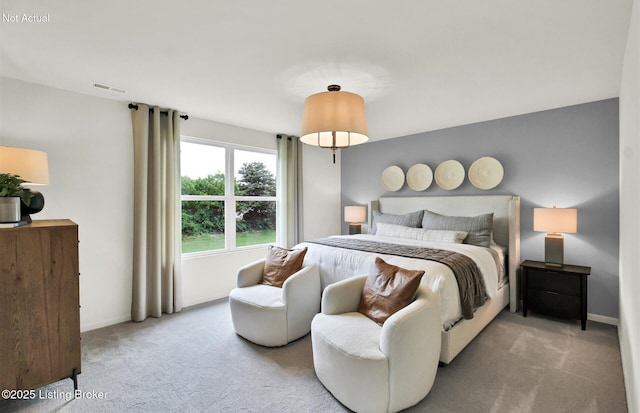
92,82,127,94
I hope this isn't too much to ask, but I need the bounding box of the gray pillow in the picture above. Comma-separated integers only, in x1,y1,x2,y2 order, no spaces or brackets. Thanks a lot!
421,210,494,247
369,209,424,234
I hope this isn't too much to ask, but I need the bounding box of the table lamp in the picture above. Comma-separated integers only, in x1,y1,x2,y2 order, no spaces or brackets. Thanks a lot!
533,206,577,267
344,205,367,235
0,146,49,224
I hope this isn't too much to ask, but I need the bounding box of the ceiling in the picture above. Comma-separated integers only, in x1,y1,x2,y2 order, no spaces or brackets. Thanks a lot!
0,0,633,141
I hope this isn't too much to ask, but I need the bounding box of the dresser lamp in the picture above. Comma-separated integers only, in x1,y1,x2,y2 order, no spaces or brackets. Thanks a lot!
344,205,367,235
0,146,49,224
533,206,577,267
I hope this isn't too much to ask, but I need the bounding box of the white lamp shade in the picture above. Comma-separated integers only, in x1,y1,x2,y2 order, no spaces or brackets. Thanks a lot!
301,88,368,147
0,146,49,185
344,206,367,223
533,207,577,234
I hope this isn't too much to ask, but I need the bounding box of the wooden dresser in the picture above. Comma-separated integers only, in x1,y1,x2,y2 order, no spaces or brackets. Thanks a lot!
0,219,81,393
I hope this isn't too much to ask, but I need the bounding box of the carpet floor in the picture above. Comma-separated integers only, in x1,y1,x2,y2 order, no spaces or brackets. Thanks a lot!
2,299,627,413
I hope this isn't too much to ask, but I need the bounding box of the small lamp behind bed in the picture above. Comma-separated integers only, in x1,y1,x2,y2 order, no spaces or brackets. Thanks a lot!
533,206,577,267
344,205,367,235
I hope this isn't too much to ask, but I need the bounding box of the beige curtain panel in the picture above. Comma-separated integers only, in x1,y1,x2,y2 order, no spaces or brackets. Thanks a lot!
131,104,183,322
276,134,304,248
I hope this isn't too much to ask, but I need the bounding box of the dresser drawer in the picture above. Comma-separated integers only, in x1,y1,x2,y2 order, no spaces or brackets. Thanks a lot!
527,269,580,296
528,289,581,319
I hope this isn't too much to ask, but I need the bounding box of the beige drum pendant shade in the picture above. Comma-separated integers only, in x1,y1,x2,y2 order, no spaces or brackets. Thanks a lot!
300,85,368,162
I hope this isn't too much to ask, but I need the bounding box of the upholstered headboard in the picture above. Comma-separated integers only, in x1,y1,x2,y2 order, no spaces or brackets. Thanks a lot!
369,195,520,312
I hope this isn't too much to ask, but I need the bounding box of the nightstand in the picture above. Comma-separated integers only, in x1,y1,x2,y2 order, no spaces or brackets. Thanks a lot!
521,260,590,330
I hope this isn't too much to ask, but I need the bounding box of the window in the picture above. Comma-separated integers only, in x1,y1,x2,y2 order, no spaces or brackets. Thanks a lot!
180,138,277,254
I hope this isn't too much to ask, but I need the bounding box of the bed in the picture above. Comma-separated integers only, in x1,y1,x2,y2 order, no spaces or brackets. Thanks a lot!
298,195,520,364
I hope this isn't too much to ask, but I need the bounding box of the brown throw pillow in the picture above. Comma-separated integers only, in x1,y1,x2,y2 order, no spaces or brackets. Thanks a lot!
261,245,308,288
358,257,425,325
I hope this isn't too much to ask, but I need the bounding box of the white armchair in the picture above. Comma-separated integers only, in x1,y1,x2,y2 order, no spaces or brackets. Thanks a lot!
311,275,441,413
229,259,320,347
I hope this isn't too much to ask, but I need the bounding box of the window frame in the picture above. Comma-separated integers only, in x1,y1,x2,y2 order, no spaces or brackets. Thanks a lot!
180,136,277,257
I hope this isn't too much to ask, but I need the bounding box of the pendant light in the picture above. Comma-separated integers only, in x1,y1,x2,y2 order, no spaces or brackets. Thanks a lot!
300,85,368,163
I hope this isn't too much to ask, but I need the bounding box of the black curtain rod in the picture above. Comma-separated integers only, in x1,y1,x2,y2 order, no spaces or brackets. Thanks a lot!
276,134,295,140
128,103,189,120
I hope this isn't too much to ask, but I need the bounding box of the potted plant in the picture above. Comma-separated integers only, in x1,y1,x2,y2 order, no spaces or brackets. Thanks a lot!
0,173,34,223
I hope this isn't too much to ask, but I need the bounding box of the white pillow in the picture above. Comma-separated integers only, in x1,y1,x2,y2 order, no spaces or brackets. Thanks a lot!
376,223,422,239
376,223,468,244
419,229,469,243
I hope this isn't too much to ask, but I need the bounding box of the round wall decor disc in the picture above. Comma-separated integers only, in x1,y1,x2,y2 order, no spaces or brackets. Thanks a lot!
469,156,504,189
381,165,405,191
406,163,433,191
434,160,465,190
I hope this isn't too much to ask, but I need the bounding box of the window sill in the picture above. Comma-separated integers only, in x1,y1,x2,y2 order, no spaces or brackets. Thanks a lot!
181,243,271,260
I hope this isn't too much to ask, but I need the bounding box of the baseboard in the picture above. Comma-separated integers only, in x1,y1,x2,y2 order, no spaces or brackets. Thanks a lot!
587,313,618,326
184,294,228,308
618,312,639,413
80,299,231,332
81,314,131,332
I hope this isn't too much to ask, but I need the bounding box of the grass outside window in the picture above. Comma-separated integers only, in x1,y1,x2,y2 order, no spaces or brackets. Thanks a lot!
182,229,276,253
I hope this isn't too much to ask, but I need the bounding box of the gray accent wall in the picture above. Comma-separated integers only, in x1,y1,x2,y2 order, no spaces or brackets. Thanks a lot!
341,99,619,318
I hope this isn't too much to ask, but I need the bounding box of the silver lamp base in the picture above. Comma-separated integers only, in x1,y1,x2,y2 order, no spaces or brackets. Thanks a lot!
545,233,564,267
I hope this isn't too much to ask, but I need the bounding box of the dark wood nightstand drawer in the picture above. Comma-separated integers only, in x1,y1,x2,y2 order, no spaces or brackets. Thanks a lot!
528,289,581,319
521,260,591,330
527,269,581,296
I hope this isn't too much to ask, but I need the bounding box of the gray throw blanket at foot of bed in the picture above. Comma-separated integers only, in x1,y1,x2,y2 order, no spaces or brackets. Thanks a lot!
306,237,488,319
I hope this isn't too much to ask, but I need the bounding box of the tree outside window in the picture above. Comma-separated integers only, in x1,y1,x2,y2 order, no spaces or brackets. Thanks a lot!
180,139,276,254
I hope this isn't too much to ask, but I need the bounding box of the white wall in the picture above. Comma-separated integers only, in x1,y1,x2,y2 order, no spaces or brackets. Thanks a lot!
0,77,343,329
618,0,640,411
302,145,342,239
0,77,134,331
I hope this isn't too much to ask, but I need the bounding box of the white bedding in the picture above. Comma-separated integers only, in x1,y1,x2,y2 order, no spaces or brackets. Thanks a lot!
298,234,503,330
